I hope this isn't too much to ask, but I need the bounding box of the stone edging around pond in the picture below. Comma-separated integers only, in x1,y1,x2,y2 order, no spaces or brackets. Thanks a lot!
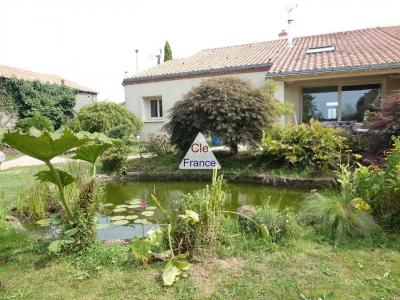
101,171,336,189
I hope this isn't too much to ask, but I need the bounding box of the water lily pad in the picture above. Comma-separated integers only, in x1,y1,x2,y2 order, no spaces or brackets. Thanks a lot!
96,223,111,230
111,216,126,221
116,204,128,208
125,215,138,220
134,218,150,224
128,204,140,209
141,211,155,217
113,208,127,213
103,203,114,207
146,206,157,210
113,220,129,226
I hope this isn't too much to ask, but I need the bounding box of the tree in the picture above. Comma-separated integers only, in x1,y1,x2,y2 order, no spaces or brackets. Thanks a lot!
164,41,173,62
165,77,278,154
70,102,142,143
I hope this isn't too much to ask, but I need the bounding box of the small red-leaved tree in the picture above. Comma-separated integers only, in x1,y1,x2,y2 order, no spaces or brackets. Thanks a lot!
164,77,278,154
367,90,400,151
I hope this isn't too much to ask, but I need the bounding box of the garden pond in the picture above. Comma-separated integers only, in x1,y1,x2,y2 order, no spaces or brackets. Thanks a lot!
96,180,309,240
27,180,309,240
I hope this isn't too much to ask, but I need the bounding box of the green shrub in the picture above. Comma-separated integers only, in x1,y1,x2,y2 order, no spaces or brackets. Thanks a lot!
144,134,174,156
375,138,400,228
338,137,400,229
15,115,54,133
301,192,380,246
251,206,300,243
262,119,348,171
101,144,129,174
165,77,277,154
71,102,142,143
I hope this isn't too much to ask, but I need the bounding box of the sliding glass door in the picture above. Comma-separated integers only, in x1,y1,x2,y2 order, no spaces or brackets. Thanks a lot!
302,84,381,123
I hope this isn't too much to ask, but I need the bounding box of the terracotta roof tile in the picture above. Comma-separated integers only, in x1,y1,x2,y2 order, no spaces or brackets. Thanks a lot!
0,64,97,94
124,25,400,84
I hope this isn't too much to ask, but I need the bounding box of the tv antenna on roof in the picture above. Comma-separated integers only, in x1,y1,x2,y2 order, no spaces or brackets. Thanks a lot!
135,49,139,73
147,48,163,66
285,3,297,48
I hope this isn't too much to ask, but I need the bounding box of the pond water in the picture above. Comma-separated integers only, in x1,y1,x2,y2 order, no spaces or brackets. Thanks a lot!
96,180,308,240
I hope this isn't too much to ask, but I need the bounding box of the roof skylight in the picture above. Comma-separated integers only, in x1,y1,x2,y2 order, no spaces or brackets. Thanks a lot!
306,45,335,54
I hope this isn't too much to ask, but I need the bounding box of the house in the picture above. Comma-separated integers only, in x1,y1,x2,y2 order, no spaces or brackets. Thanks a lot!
123,25,400,140
0,64,97,111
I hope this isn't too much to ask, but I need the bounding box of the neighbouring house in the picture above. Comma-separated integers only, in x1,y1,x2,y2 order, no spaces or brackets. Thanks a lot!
123,25,400,140
0,64,97,112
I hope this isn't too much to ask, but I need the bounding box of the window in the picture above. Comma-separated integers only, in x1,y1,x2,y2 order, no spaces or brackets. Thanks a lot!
302,86,338,122
306,45,335,54
150,99,163,118
341,84,380,122
302,84,381,123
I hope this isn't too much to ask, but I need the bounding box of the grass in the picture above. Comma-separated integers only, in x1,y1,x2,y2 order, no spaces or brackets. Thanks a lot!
126,152,322,178
0,163,82,211
0,223,399,299
0,165,48,210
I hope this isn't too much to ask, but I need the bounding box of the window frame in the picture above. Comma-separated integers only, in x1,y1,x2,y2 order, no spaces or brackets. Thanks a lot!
144,97,163,120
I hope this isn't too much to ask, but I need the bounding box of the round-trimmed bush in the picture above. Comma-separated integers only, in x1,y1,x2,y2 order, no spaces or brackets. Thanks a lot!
71,102,142,142
15,115,54,133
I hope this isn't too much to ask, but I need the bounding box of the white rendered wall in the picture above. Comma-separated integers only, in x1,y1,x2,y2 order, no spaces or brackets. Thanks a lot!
75,92,97,111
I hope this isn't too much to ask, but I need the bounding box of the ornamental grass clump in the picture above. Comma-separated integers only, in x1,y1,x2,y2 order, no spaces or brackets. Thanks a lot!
15,181,59,221
301,192,380,247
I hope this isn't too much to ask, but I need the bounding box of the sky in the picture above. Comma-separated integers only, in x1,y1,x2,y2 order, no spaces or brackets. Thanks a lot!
0,0,399,102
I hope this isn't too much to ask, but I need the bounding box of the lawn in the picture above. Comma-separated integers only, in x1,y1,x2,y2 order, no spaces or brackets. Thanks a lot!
1,165,400,299
0,165,48,210
0,225,399,299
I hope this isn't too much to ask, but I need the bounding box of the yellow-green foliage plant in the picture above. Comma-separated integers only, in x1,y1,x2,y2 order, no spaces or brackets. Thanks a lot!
262,119,348,171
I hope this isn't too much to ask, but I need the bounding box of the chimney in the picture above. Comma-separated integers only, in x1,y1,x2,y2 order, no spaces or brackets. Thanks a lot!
156,54,161,65
286,4,297,48
278,30,288,39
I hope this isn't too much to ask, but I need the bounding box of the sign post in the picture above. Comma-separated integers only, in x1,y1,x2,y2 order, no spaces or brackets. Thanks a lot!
179,133,221,170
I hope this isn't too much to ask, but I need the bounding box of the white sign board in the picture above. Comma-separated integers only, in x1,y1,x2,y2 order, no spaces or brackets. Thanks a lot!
179,133,221,169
